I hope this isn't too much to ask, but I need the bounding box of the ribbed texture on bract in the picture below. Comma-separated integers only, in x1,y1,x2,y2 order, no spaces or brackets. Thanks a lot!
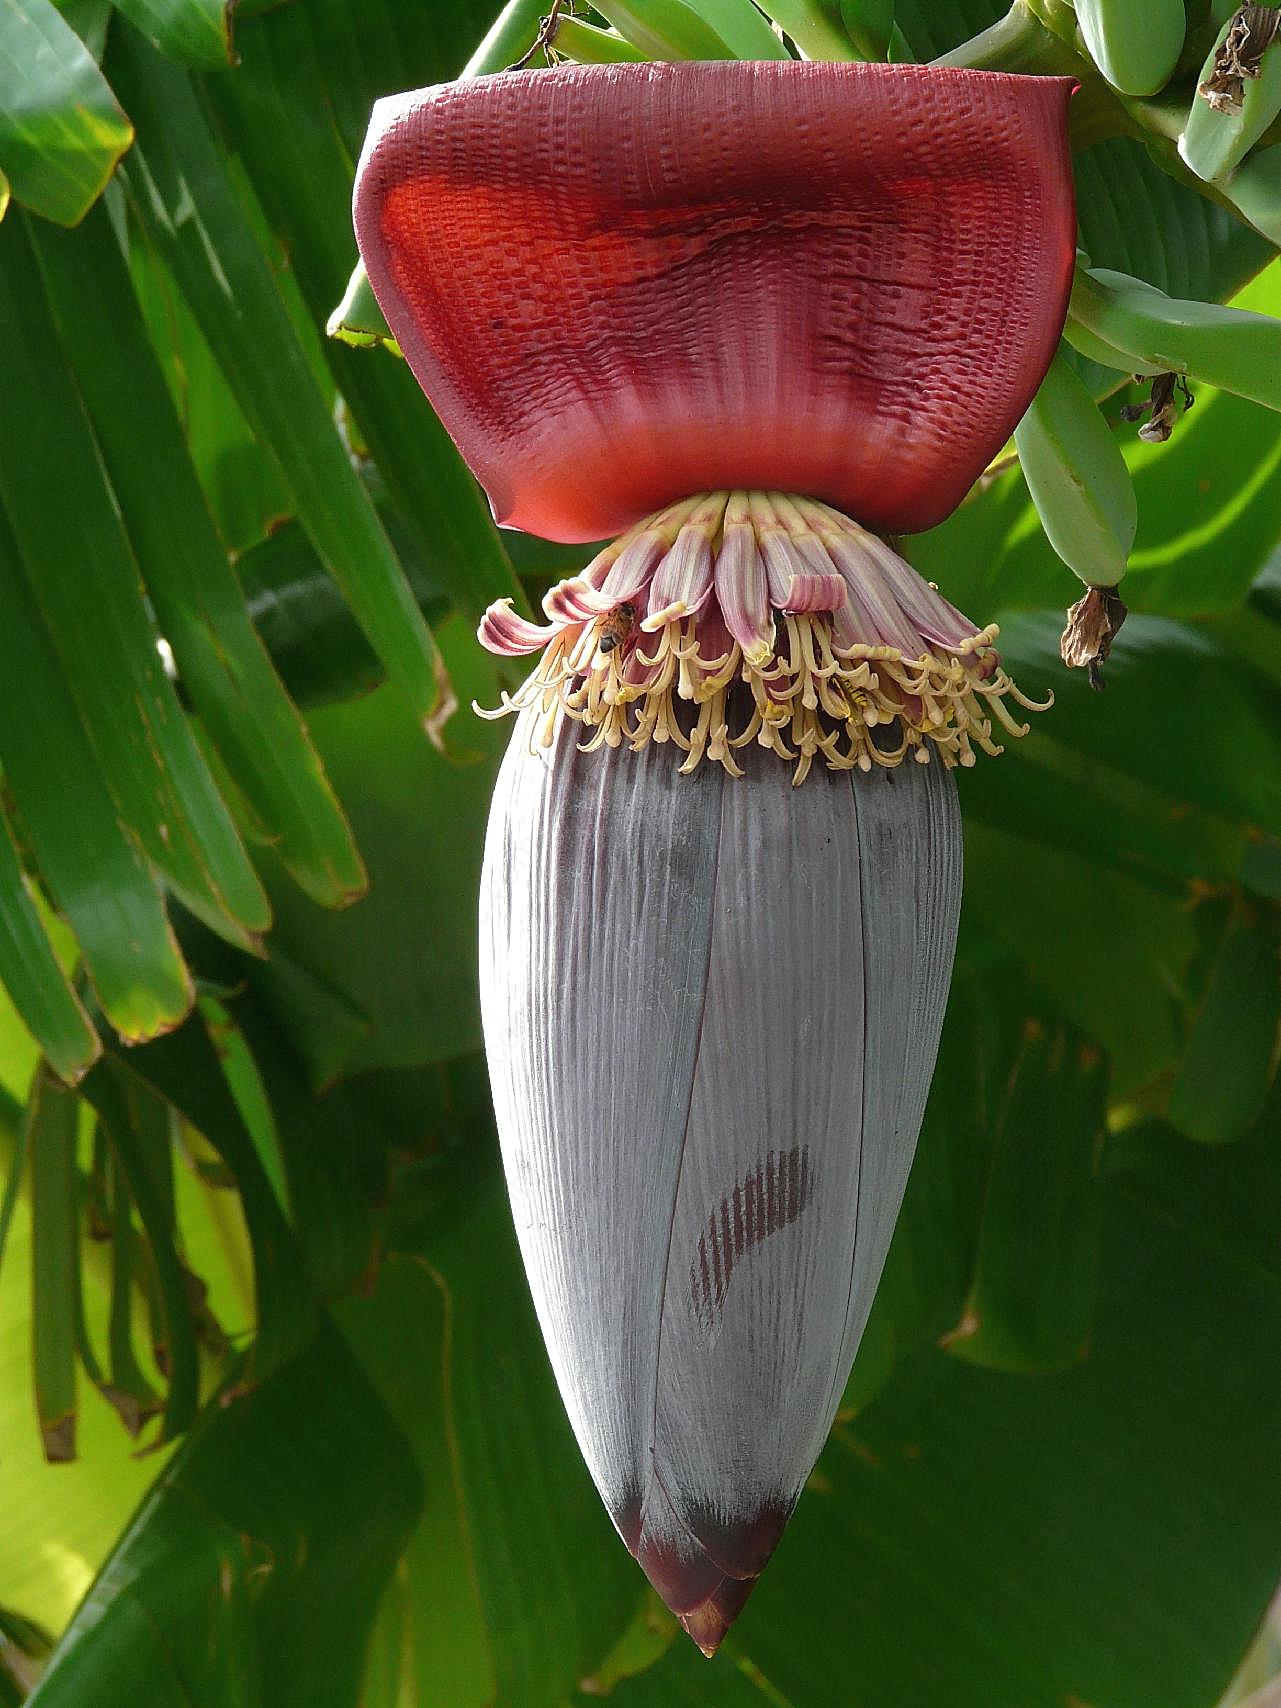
479,710,961,1651
355,61,1076,543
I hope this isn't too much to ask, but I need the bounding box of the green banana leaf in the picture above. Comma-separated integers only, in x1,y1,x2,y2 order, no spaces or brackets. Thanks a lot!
26,1320,420,1708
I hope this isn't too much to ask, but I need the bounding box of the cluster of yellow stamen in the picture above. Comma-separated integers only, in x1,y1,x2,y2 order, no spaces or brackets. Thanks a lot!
478,492,1050,783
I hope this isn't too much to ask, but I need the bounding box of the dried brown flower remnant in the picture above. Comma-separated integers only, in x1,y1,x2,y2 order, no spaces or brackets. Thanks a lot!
1199,4,1281,114
1061,586,1129,690
1119,372,1194,443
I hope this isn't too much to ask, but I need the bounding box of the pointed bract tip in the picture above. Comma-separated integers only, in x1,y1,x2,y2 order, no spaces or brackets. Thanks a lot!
681,1574,762,1657
628,1498,790,1654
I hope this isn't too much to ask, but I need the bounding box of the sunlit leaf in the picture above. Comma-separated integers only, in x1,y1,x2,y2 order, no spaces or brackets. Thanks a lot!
0,811,99,1086
0,0,131,223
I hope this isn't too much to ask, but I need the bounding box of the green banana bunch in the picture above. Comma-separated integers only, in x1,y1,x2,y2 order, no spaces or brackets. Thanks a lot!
1070,0,1186,95
1179,4,1281,182
1067,262,1281,414
1013,350,1137,590
1224,141,1281,240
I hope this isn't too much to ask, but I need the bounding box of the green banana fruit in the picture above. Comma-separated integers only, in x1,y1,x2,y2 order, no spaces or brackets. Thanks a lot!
1072,0,1186,95
591,0,737,60
1014,350,1137,590
753,0,858,59
1225,142,1281,241
1179,4,1281,183
1069,263,1281,414
838,0,894,58
549,17,648,63
689,0,792,56
1062,316,1165,377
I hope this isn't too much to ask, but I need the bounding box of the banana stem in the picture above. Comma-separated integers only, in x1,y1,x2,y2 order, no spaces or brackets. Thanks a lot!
933,2,1062,71
463,0,549,77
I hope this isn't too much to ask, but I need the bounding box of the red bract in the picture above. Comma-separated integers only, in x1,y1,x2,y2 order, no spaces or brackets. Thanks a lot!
355,61,1075,543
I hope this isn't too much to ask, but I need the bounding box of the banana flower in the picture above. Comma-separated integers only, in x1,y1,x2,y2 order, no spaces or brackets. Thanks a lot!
356,60,1074,1653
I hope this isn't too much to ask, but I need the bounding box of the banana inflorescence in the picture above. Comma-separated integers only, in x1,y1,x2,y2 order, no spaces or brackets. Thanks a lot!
1180,4,1281,181
1071,0,1186,95
1013,350,1138,592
